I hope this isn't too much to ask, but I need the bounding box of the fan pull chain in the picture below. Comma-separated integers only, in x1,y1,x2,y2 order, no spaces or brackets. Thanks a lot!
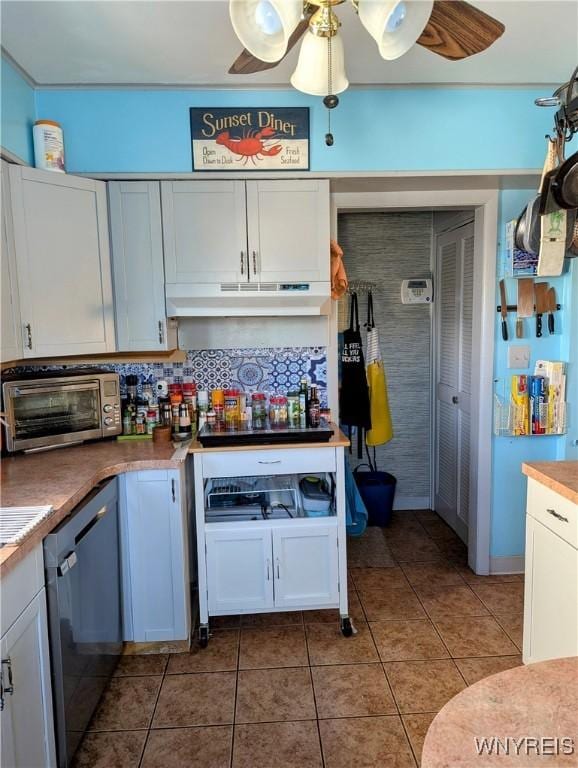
323,34,338,146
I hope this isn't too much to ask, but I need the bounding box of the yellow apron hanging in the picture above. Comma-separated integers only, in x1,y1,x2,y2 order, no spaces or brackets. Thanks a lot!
364,290,393,446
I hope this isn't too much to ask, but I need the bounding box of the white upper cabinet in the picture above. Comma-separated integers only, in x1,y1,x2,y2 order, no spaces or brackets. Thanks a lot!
161,179,330,285
1,161,22,363
108,182,176,351
9,165,115,358
246,180,330,283
162,180,247,284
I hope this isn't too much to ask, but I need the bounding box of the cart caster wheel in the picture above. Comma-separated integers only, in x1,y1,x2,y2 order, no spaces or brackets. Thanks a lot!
341,617,353,637
199,626,209,648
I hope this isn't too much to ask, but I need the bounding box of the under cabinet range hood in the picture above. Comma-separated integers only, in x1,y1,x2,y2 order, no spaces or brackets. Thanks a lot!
165,282,331,317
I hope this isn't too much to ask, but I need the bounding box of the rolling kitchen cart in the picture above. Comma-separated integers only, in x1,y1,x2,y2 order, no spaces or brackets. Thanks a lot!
191,431,351,646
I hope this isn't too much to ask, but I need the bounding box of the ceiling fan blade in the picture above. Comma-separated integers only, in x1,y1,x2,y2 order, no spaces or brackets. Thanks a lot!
417,0,505,60
228,16,311,75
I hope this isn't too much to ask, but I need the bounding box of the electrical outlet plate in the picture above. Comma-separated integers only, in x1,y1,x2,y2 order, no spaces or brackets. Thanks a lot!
508,345,531,369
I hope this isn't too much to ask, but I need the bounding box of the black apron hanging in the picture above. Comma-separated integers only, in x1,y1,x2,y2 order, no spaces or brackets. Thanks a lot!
339,292,371,458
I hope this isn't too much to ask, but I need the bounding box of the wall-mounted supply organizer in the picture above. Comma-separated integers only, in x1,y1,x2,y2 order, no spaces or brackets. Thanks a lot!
494,362,567,437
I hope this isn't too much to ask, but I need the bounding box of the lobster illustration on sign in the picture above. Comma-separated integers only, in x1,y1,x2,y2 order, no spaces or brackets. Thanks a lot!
215,127,283,165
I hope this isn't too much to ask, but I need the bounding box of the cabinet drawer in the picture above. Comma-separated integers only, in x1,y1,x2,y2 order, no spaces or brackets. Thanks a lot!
526,478,577,549
202,447,336,479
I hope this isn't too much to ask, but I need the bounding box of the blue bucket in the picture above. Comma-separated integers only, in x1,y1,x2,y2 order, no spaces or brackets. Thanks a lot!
353,468,396,527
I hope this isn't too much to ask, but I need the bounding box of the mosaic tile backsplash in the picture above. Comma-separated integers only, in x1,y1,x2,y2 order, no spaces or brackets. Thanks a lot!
6,347,328,406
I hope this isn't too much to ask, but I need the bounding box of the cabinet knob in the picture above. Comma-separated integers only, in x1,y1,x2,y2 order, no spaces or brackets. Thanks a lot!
240,251,245,275
452,396,459,405
1,658,14,710
546,508,569,523
158,320,164,344
252,250,258,275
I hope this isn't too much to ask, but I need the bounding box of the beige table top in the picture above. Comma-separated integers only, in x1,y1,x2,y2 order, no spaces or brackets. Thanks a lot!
422,656,578,767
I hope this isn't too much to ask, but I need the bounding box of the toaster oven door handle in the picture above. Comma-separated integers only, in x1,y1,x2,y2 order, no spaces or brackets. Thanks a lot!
11,382,100,396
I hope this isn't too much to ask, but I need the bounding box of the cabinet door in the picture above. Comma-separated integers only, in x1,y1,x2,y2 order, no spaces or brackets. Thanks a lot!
205,527,274,614
162,180,247,283
523,515,578,664
246,180,330,283
272,523,339,609
9,166,115,358
1,161,22,362
108,182,176,351
1,589,56,768
121,470,190,642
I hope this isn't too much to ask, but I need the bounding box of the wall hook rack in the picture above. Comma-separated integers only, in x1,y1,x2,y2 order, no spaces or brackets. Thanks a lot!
496,303,561,313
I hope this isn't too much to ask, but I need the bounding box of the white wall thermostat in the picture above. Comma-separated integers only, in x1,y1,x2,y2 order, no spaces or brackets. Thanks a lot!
401,278,433,304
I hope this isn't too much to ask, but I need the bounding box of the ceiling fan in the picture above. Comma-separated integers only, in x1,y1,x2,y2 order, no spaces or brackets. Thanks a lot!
228,0,505,78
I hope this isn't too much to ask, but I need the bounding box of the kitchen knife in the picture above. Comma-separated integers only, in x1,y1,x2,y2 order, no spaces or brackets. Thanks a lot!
547,286,557,334
534,282,549,338
499,279,508,341
516,277,534,339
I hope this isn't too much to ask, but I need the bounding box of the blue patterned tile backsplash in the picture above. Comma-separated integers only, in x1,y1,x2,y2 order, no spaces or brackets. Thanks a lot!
5,347,328,406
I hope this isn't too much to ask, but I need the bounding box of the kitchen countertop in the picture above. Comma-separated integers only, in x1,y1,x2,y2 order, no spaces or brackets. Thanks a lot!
187,423,350,453
522,460,578,505
0,426,349,576
0,439,189,576
422,656,578,767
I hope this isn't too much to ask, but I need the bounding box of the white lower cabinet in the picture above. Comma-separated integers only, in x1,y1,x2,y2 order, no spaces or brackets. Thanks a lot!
523,478,578,664
1,588,56,768
273,524,339,609
120,470,190,642
205,521,339,614
206,528,274,614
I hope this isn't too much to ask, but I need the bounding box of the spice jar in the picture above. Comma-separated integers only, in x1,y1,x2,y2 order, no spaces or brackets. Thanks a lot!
287,391,301,428
251,393,267,429
211,389,224,424
146,409,157,435
224,389,241,429
269,395,288,427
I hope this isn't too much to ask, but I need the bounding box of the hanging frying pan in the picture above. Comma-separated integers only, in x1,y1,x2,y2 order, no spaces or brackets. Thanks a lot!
550,151,578,210
523,195,542,254
515,205,528,251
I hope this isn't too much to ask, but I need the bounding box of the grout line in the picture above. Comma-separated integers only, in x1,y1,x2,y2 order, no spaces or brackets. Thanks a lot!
304,622,326,768
230,630,241,768
137,664,168,767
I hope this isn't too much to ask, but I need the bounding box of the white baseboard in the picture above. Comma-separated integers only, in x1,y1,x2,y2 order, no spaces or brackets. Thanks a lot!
393,497,431,511
489,555,525,575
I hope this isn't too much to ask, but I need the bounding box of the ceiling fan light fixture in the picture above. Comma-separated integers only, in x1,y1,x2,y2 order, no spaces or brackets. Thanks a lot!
290,28,349,97
357,0,433,60
229,0,303,63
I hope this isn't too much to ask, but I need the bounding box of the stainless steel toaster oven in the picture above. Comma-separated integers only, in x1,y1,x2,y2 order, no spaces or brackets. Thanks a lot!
2,369,121,452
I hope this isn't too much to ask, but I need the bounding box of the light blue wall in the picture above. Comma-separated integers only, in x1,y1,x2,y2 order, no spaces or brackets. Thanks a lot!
490,190,574,559
0,58,35,165
3,66,576,559
34,86,553,173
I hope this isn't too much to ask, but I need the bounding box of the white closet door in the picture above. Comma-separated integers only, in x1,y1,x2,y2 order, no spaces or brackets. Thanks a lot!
435,223,475,543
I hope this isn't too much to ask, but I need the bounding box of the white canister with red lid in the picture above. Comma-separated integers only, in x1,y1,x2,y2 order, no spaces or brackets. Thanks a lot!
33,119,65,172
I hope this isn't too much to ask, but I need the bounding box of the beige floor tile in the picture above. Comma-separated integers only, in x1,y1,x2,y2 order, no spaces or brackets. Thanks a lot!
232,720,322,768
388,537,443,563
471,582,525,614
235,667,316,724
350,566,409,591
167,631,239,674
306,621,379,665
319,715,416,768
455,655,523,685
210,615,241,629
303,591,364,624
312,663,396,718
494,614,524,650
419,519,461,541
400,562,465,588
114,654,168,677
239,626,308,669
414,510,440,525
152,672,236,728
415,584,489,619
434,616,520,658
358,587,427,621
384,659,466,714
457,568,524,587
88,677,161,731
370,620,449,662
434,540,469,565
241,611,303,627
72,731,147,768
402,712,436,765
141,726,232,768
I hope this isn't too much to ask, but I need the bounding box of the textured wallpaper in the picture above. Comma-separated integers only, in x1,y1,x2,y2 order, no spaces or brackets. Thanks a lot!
338,211,433,506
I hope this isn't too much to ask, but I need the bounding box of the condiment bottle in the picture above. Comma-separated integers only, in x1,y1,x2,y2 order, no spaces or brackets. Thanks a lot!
178,402,192,436
308,386,320,428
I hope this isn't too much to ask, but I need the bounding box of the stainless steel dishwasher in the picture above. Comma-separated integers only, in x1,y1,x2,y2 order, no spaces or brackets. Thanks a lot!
44,477,122,768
